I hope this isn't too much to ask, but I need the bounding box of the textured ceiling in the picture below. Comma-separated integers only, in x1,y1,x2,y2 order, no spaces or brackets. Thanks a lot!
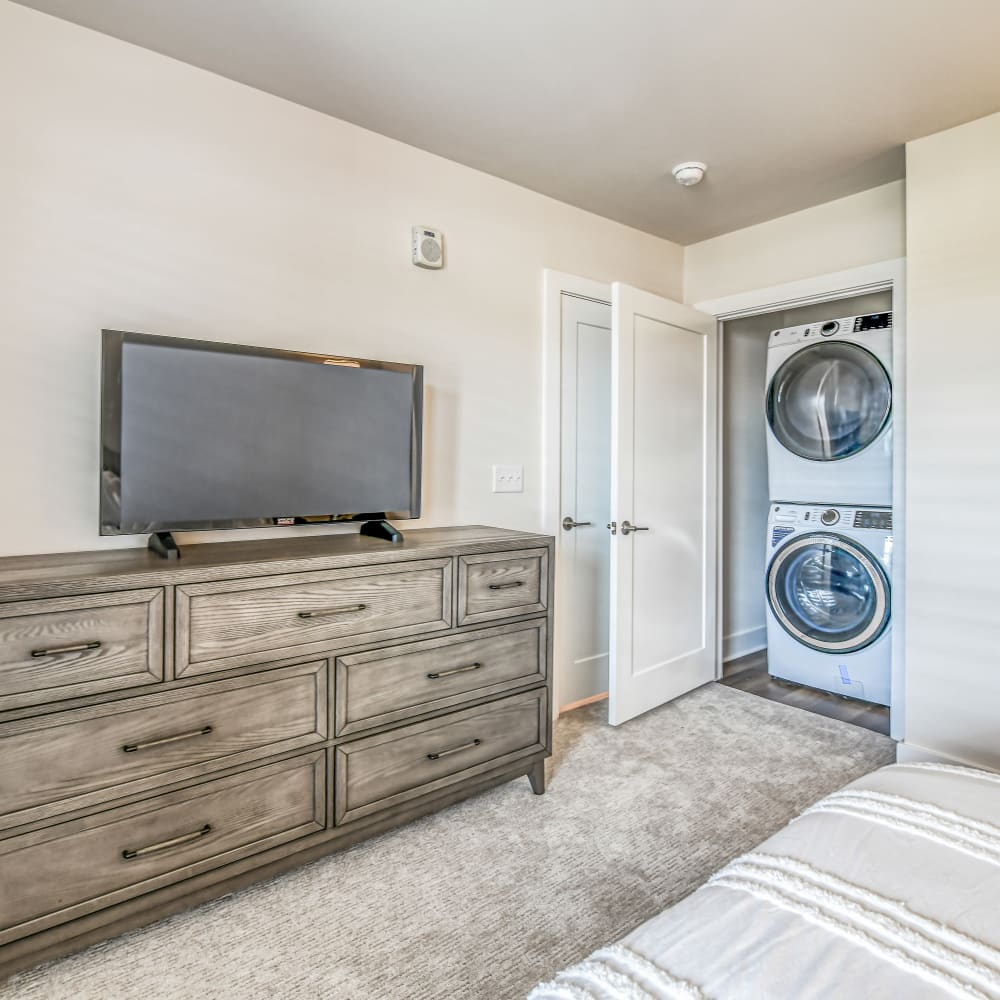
14,0,1000,243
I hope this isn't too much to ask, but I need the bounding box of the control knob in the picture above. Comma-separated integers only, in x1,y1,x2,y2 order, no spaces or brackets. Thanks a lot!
821,321,839,336
820,509,840,526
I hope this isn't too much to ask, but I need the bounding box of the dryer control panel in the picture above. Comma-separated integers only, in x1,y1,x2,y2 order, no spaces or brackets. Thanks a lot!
769,312,894,347
853,312,892,332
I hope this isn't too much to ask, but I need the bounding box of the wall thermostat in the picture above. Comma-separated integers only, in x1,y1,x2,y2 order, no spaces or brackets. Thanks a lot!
412,226,444,269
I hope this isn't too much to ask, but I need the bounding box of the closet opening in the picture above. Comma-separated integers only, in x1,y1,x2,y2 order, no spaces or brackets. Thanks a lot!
718,290,895,735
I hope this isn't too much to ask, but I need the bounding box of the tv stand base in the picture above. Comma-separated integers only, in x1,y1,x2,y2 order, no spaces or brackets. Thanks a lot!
148,531,181,559
359,519,404,543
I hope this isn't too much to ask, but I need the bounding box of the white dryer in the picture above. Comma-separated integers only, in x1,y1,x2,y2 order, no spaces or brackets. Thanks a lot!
766,312,893,505
765,502,892,706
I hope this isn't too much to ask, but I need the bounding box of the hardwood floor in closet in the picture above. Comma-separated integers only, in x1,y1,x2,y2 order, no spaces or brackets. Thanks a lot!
721,651,890,736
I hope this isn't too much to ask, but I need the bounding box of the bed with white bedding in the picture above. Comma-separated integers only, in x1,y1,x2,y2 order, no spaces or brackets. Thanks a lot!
530,763,1000,999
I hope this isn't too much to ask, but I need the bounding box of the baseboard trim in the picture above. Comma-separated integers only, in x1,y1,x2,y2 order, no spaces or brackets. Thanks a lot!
895,740,999,773
723,626,766,663
559,692,608,715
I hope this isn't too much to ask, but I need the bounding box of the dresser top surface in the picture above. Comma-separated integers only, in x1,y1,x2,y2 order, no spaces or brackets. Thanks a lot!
0,526,553,602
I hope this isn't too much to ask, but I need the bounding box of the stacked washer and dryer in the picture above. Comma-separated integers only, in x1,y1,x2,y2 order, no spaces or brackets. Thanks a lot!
763,312,894,706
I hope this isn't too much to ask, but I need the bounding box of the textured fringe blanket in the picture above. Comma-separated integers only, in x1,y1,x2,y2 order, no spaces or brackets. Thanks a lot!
530,763,1000,1000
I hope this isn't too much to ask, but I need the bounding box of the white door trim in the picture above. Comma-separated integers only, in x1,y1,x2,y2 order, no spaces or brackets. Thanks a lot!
694,259,905,320
696,257,907,743
542,270,612,715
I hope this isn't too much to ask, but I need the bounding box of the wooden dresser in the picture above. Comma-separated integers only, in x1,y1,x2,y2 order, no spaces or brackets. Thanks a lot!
0,526,553,977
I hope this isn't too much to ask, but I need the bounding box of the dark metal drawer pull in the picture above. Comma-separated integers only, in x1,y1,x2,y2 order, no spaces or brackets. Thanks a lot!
122,824,212,860
123,725,214,753
297,603,366,619
427,661,482,680
488,581,524,591
31,640,101,658
427,738,482,761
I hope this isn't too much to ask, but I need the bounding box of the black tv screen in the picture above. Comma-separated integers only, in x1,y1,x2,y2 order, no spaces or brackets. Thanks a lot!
100,330,423,535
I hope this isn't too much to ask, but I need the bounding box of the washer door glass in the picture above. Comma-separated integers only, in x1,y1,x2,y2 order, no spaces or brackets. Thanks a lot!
767,342,891,461
768,534,890,653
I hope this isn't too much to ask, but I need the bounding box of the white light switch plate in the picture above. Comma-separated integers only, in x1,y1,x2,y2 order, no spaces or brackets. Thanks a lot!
492,464,523,493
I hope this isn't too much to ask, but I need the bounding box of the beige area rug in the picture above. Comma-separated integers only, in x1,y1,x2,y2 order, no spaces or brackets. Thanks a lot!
2,683,895,1000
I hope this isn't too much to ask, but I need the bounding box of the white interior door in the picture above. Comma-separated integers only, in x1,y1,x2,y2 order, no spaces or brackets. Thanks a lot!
609,283,718,725
557,293,612,709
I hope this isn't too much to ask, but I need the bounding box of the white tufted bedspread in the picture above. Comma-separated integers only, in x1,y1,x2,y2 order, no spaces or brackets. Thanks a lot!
530,763,1000,999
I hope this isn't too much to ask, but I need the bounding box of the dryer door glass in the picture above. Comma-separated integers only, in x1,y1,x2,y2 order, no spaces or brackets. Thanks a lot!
767,534,890,653
767,343,891,461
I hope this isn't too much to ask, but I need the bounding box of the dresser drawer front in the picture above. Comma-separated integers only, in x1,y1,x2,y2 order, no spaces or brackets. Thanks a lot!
176,559,452,676
457,548,549,625
335,689,546,824
335,621,547,736
0,661,327,830
0,590,164,711
0,752,325,942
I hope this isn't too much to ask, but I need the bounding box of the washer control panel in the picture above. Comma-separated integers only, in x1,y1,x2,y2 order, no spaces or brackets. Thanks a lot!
854,509,893,530
770,504,892,537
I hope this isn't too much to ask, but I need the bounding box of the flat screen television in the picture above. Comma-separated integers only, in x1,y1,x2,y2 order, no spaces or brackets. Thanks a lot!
100,330,422,554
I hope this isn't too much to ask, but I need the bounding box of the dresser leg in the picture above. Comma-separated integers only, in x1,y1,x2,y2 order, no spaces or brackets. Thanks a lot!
528,760,546,795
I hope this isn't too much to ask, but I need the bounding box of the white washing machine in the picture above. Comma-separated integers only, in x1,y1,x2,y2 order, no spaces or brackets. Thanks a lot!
765,502,892,706
766,312,893,505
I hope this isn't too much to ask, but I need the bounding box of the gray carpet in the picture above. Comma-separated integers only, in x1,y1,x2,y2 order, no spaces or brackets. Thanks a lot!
2,684,895,1000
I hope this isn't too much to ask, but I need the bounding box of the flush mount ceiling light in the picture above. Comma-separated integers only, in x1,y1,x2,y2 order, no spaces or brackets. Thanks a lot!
672,161,707,187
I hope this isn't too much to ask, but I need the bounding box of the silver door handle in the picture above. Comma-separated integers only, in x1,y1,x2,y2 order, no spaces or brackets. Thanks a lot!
562,517,593,531
620,520,648,535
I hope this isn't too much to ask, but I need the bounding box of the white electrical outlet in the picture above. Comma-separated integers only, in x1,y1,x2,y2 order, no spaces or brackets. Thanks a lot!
492,464,523,493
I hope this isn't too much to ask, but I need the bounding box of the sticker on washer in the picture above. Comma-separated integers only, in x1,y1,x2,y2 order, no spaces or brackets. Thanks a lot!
839,665,852,685
771,526,795,547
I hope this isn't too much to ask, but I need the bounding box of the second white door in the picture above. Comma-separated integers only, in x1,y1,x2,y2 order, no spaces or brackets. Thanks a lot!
558,292,612,709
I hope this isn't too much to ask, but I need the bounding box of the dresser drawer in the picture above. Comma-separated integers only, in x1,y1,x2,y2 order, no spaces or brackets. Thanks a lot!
176,559,452,676
0,590,164,712
0,752,325,943
457,548,549,625
335,621,547,736
334,688,546,824
0,661,327,831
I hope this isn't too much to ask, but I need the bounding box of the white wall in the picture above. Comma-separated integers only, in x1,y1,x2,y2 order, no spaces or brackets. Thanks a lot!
684,181,906,305
901,112,1000,770
0,4,683,557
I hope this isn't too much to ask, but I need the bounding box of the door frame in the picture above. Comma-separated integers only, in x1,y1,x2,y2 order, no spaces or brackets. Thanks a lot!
542,270,612,713
695,257,907,742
